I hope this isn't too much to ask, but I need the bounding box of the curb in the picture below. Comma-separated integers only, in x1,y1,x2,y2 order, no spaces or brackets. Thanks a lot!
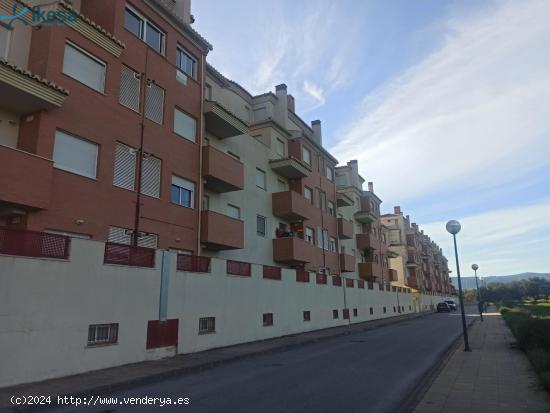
5,311,433,413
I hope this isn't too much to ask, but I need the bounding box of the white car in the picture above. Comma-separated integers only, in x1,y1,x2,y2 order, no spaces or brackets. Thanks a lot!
445,300,457,311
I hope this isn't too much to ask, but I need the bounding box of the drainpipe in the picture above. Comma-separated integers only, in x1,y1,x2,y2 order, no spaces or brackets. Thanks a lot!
159,249,170,321
196,53,205,256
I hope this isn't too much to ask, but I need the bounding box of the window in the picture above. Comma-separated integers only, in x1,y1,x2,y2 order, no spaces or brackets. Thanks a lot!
323,229,329,250
317,190,326,210
53,130,98,179
263,313,273,327
119,65,141,112
383,307,387,314
277,179,287,192
198,317,215,334
325,165,334,181
253,107,267,121
174,108,196,142
0,24,10,59
202,194,209,210
204,83,212,100
88,323,118,345
370,307,374,315
227,204,240,219
304,186,313,203
305,227,314,244
255,168,266,189
124,6,165,54
63,42,105,93
113,142,136,190
329,237,337,253
302,147,311,165
145,82,164,124
303,311,311,322
353,308,358,317
140,154,161,198
176,46,197,79
332,309,338,319
393,306,396,313
327,201,335,216
171,175,194,207
257,215,266,237
276,138,285,157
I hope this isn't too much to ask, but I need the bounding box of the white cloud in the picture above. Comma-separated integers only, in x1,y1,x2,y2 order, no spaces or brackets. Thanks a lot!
330,0,550,204
303,80,326,109
421,197,550,277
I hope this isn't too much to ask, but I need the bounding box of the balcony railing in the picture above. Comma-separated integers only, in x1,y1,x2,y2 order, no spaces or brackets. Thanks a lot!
272,236,314,265
202,146,244,193
177,255,210,273
272,191,312,222
356,233,376,251
104,242,155,267
339,253,356,272
337,217,353,239
269,156,311,179
201,210,244,250
358,262,378,282
0,227,70,259
203,100,248,138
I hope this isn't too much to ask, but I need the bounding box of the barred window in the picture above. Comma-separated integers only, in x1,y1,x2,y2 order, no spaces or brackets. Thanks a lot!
257,215,266,237
263,313,273,327
88,323,118,345
198,317,215,334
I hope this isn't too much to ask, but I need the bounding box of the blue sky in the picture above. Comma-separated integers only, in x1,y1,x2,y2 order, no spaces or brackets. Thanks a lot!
193,0,550,277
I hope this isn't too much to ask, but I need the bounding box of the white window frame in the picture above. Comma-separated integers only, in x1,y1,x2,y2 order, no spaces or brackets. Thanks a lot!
174,107,197,142
325,165,334,181
176,45,197,79
227,204,241,219
257,215,266,237
327,201,335,216
171,175,195,208
198,317,215,334
87,323,118,346
305,227,314,244
53,130,98,179
302,146,311,165
62,41,106,93
255,168,266,190
0,23,11,60
304,186,313,203
330,237,337,252
275,138,285,158
124,5,165,55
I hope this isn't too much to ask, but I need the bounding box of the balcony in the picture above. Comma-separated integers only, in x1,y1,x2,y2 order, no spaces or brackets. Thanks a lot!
336,191,354,207
388,269,398,282
202,145,244,193
272,191,312,222
406,252,418,267
273,236,314,265
269,156,311,179
358,262,378,282
339,253,356,272
0,60,68,114
337,218,353,239
407,276,419,288
354,209,377,224
204,100,248,139
200,210,244,250
0,146,53,213
356,233,376,251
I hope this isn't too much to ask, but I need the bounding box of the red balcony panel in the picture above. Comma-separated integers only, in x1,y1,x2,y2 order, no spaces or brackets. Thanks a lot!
177,255,210,273
0,227,70,259
201,210,244,250
337,218,353,239
104,242,155,267
332,276,342,286
0,146,53,210
227,260,251,276
345,278,354,288
358,262,378,282
272,191,312,222
263,265,282,280
273,236,314,265
146,319,178,350
316,273,327,284
358,280,365,289
296,268,310,283
339,253,356,273
356,233,377,251
202,145,244,193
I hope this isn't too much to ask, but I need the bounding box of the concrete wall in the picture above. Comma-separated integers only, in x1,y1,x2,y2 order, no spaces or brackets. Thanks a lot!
0,238,450,387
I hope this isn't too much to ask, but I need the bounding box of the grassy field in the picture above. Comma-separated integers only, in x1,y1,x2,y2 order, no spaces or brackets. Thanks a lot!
501,301,550,393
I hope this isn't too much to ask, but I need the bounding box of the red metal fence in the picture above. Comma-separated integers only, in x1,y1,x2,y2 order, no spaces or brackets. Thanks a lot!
316,273,327,284
345,278,354,288
103,242,155,267
0,227,70,259
177,255,210,273
296,268,310,283
227,260,251,276
358,280,365,289
332,276,342,286
263,265,282,280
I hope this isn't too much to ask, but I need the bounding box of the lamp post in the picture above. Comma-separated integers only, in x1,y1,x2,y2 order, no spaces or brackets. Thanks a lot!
446,220,471,352
472,264,483,322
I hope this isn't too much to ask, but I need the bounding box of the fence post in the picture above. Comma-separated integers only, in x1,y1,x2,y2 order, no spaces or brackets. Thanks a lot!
159,249,171,321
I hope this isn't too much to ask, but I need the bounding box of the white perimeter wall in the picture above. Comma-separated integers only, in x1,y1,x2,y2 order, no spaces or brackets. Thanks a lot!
0,238,451,387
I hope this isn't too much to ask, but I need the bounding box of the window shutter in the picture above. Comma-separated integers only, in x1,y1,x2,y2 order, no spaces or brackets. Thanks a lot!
63,43,105,92
53,130,98,178
108,226,132,245
145,82,164,124
141,154,161,198
174,108,196,142
120,65,141,112
138,233,158,248
113,143,136,190
317,227,323,248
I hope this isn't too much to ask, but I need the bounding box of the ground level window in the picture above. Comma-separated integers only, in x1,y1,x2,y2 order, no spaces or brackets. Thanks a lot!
383,307,387,314
263,313,273,326
369,307,374,315
333,309,339,319
199,317,215,334
88,323,118,345
393,306,396,313
303,311,311,322
353,308,358,317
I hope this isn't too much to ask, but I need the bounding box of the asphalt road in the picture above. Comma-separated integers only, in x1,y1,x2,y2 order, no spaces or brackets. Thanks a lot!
49,308,477,413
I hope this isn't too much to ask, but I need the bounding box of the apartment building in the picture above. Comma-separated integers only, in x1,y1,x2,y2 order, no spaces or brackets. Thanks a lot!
200,66,340,275
335,161,398,285
381,207,452,294
0,0,210,252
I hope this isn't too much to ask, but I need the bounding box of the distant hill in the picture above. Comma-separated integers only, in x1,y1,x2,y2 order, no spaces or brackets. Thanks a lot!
451,272,550,290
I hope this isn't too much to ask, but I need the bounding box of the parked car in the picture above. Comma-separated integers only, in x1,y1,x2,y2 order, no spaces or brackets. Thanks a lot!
445,300,457,311
437,302,451,312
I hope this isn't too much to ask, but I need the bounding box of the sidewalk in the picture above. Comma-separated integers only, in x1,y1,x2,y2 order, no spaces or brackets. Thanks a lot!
413,309,550,413
0,310,428,411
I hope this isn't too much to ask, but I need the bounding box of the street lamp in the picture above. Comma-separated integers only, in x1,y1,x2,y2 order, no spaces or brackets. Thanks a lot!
446,220,471,352
472,264,483,322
